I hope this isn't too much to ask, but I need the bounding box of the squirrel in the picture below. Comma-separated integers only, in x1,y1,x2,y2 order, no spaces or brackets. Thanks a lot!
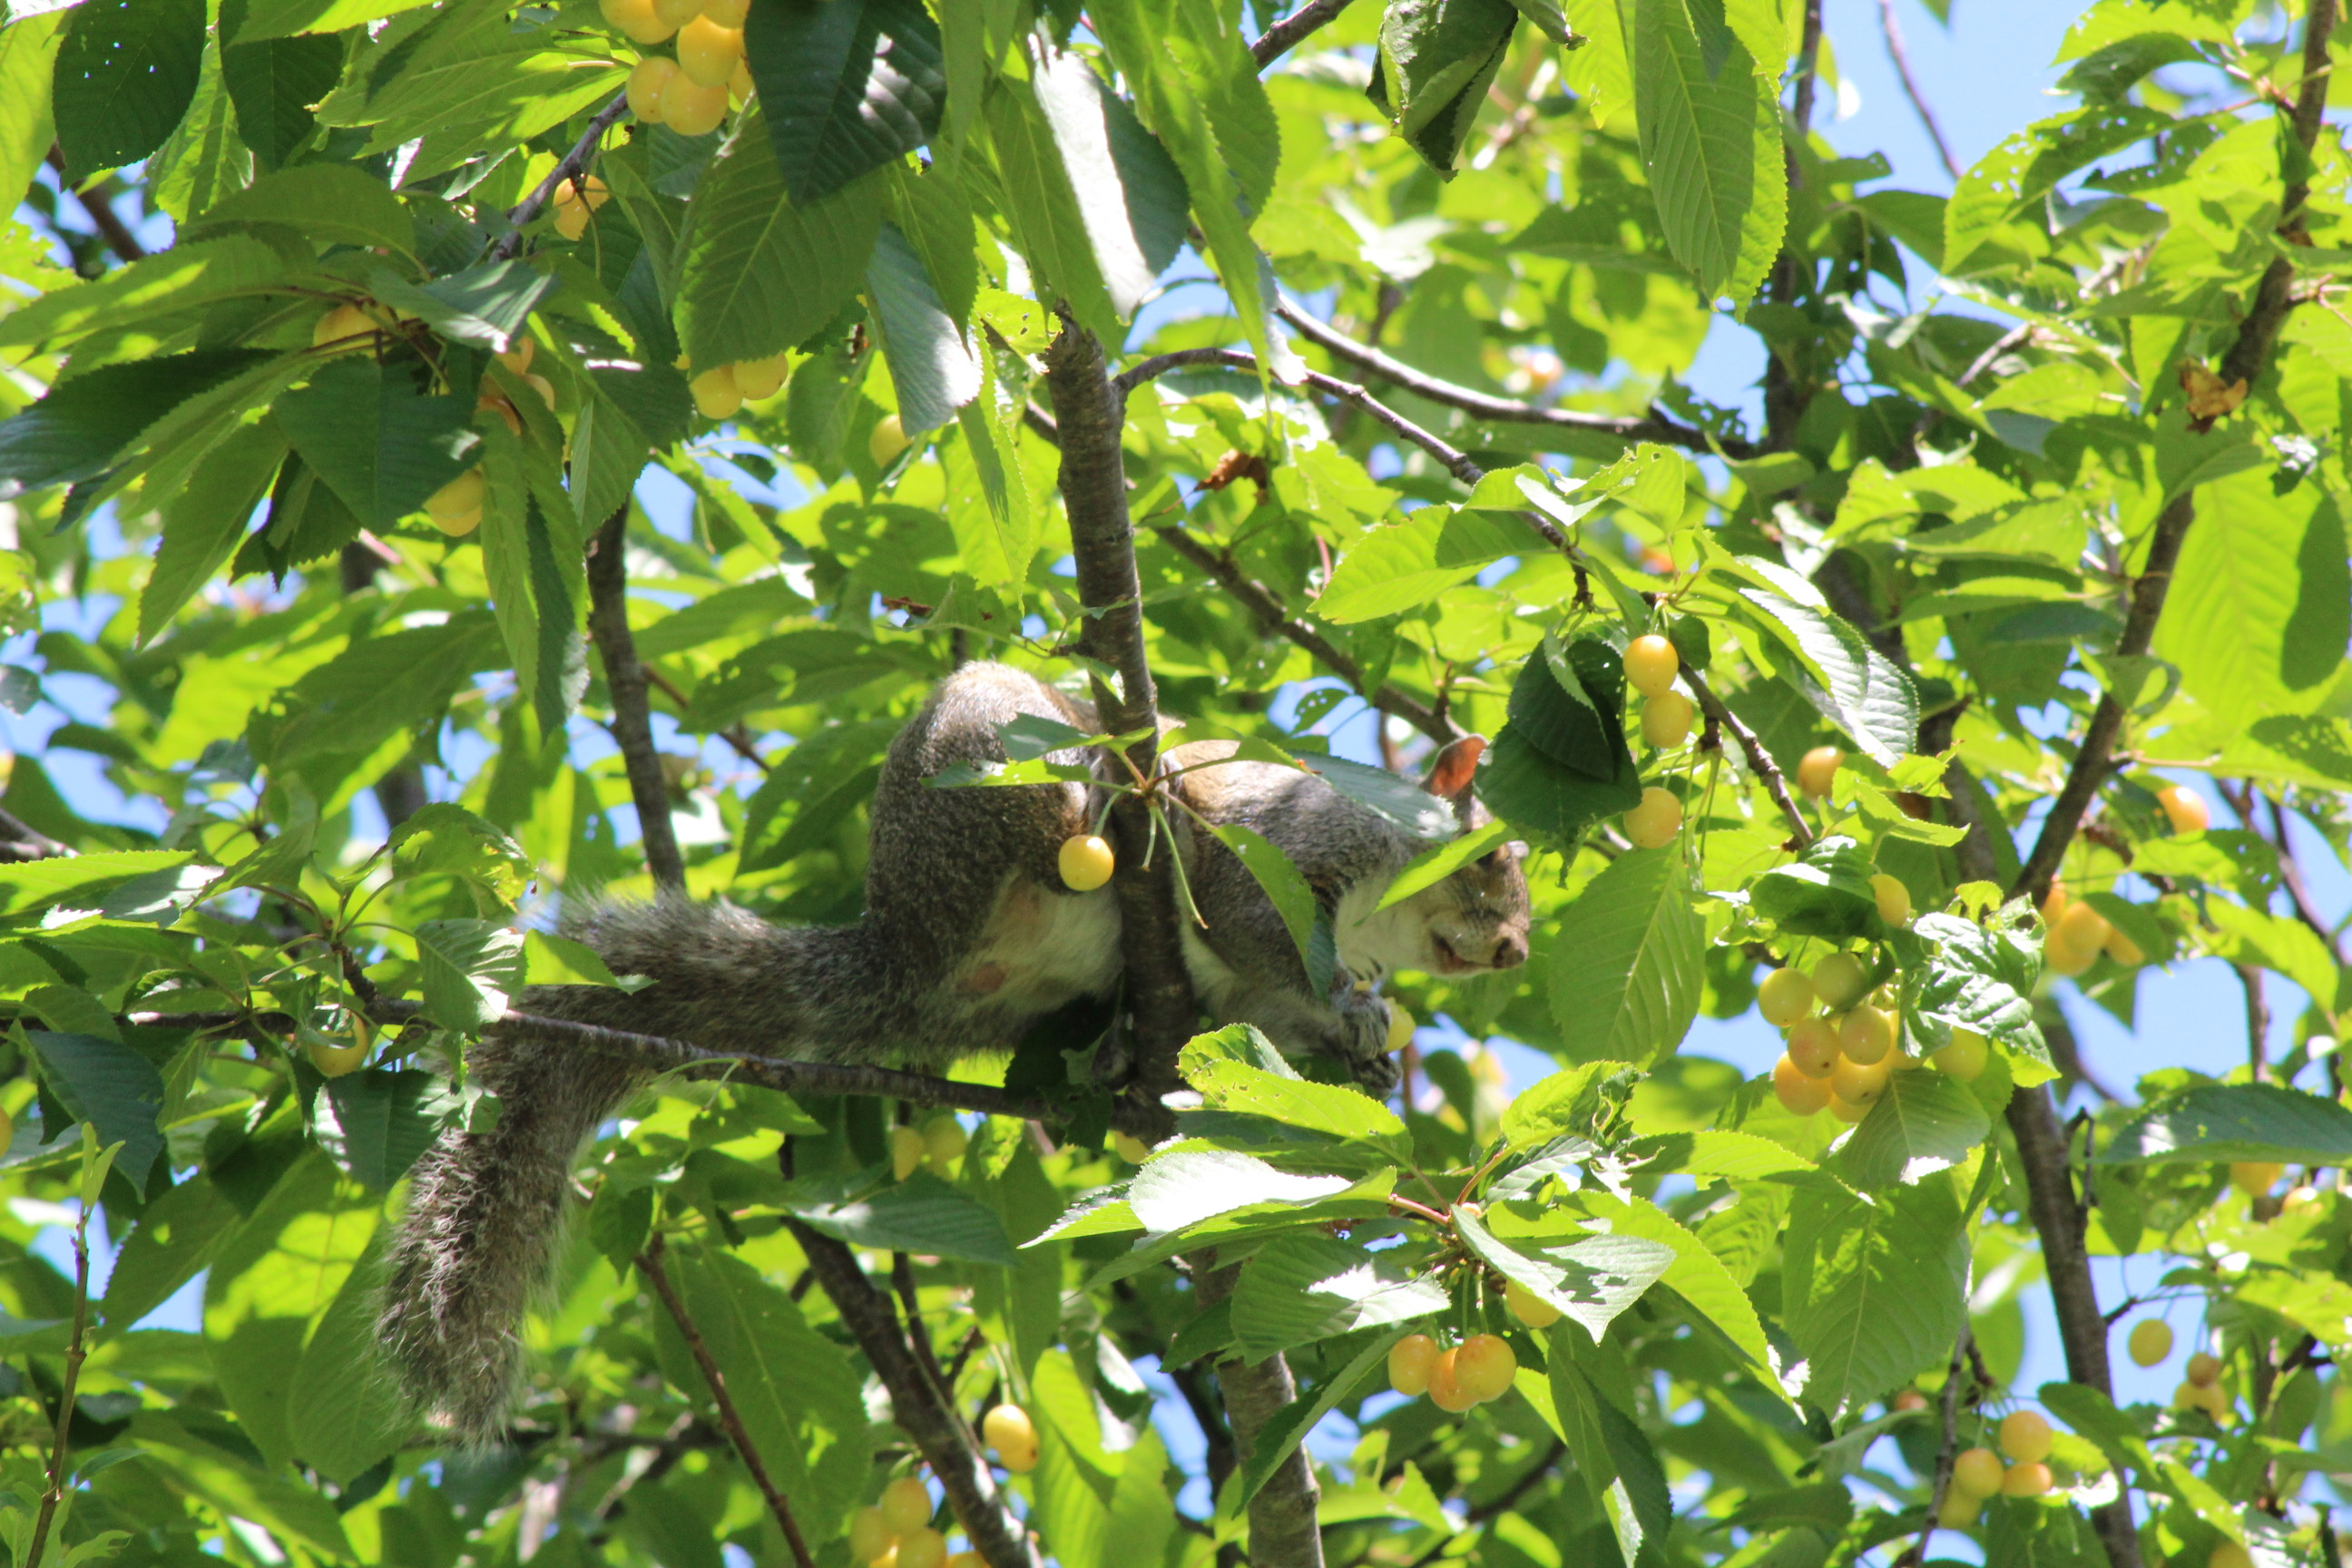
379,661,1530,1441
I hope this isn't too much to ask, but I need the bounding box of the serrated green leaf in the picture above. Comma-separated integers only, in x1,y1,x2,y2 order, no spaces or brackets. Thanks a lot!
743,0,944,205
412,918,524,1032
26,1031,165,1188
783,1171,1017,1265
1628,0,1787,307
272,358,481,530
52,0,205,181
1455,1206,1675,1340
1836,1068,1991,1191
2097,1083,2352,1166
0,349,275,490
1545,844,1702,1067
1782,1169,1967,1419
867,221,978,434
1229,1233,1447,1359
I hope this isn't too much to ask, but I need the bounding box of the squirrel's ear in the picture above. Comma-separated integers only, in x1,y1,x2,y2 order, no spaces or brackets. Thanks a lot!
1422,735,1485,799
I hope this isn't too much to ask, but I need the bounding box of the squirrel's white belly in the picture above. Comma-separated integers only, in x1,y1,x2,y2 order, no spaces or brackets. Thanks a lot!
954,876,1123,1012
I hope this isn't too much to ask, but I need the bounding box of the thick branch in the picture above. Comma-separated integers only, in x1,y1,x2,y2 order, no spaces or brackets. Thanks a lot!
1151,525,1463,744
1044,317,1196,1111
1191,1259,1324,1568
496,93,632,261
1876,0,1960,181
785,1222,1043,1568
1681,669,1810,846
588,509,687,895
638,1235,818,1568
1250,0,1355,65
1270,301,1749,457
2220,0,2337,389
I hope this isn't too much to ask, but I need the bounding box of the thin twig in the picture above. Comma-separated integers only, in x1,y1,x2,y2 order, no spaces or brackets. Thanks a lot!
588,509,687,894
1877,0,1962,181
2239,964,2269,1083
1270,300,1751,457
23,1181,93,1568
43,148,145,262
636,1234,818,1568
2262,795,2347,961
642,664,771,772
1681,668,1811,847
0,808,69,859
496,93,632,261
1904,1328,1972,1568
1151,525,1463,744
1250,0,1355,65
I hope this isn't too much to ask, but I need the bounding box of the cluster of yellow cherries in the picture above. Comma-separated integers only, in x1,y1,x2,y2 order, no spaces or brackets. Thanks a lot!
2123,1317,2238,1421
844,1412,1039,1565
1621,633,1688,850
603,0,752,138
1936,1411,2059,1524
1764,942,1984,1122
887,1114,967,1181
1386,1281,1572,1411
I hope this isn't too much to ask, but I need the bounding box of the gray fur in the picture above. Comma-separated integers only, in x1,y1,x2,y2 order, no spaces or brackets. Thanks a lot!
378,663,1529,1441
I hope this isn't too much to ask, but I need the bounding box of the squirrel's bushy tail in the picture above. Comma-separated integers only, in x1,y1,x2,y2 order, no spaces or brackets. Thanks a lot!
378,897,926,1440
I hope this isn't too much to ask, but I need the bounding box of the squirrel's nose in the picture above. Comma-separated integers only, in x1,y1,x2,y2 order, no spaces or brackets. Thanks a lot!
1491,931,1528,969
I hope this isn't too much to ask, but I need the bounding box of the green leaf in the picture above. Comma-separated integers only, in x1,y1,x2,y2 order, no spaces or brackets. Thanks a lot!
1573,1191,1778,1380
1510,635,1635,781
0,848,197,919
320,3,622,169
2096,1083,2352,1166
1835,1068,1991,1192
1315,505,1524,622
51,0,204,181
138,418,287,643
1500,1061,1632,1149
1125,1149,1355,1233
271,358,481,530
1544,844,1703,1067
2155,468,2349,714
664,1247,873,1544
412,918,524,1032
785,1171,1018,1265
1734,586,1917,765
0,236,287,351
1480,728,1644,849
1749,834,1883,939
866,221,978,434
1229,1233,1448,1359
1182,1049,1406,1148
1208,823,1318,975
220,0,341,169
678,111,884,370
1231,1326,1405,1510
25,1031,165,1188
230,0,436,41
284,1238,409,1484
742,0,944,205
1906,910,2053,1083
1944,106,2171,275
186,161,416,256
1368,0,1519,175
146,46,252,224
1455,1206,1675,1341
0,349,274,490
1627,0,1787,307
0,14,65,229
1781,1169,1968,1418
103,1177,240,1327
524,930,630,988
318,1069,460,1191
1296,752,1459,841
1377,821,1508,911
389,801,532,907
1029,48,1178,316
365,259,555,353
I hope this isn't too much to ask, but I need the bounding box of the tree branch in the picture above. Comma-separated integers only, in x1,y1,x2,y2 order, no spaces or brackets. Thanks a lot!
1044,315,1196,1115
1269,300,1750,457
636,1234,818,1568
1901,1328,1973,1568
1250,0,1355,65
1876,0,1962,181
43,147,145,262
784,1220,1044,1568
1150,524,1464,744
588,508,687,895
1681,668,1811,847
1191,1257,1324,1568
2012,0,2336,904
496,93,632,261
2261,794,2347,962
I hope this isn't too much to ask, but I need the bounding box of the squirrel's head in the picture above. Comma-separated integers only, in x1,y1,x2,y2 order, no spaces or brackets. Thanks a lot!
1405,736,1532,975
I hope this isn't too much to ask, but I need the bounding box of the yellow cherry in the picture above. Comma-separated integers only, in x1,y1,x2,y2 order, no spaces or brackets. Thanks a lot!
1773,1054,1830,1115
1870,873,1911,926
1388,1333,1437,1396
1998,1410,2053,1463
2157,783,2210,835
983,1404,1038,1473
1427,1348,1477,1413
691,364,742,420
1623,633,1678,698
306,1038,368,1077
1932,1027,1988,1081
880,1475,931,1534
1811,952,1868,1011
1758,966,1816,1027
888,1124,926,1181
896,1530,946,1568
1454,1334,1517,1403
599,0,675,44
922,1115,965,1172
1110,1130,1151,1164
661,70,731,134
2102,926,2145,965
1387,1003,1415,1054
1936,1491,1980,1527
1838,1004,1896,1066
1796,746,1841,799
870,413,913,466
1058,834,1114,892
703,0,750,22
1622,787,1681,849
675,14,742,85
2210,1544,2254,1568
732,351,789,400
426,466,486,520
848,1506,893,1563
1641,691,1693,748
2230,1161,2283,1197
651,0,701,26
1950,1446,2004,1498
1830,1052,1890,1108
1504,1279,1560,1329
628,55,677,122
430,506,482,539
2127,1318,2172,1367
2185,1351,2222,1387
1786,1016,1838,1078
2000,1461,2052,1497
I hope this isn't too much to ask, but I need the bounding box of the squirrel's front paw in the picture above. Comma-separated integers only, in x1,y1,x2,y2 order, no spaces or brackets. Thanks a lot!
1329,985,1401,1095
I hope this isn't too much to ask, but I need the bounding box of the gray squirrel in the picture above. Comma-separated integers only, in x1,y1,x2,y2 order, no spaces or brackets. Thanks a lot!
379,661,1530,1440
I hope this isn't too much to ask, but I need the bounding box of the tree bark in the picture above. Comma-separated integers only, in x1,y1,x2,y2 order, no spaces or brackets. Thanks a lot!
588,508,686,896
1192,1259,1324,1568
